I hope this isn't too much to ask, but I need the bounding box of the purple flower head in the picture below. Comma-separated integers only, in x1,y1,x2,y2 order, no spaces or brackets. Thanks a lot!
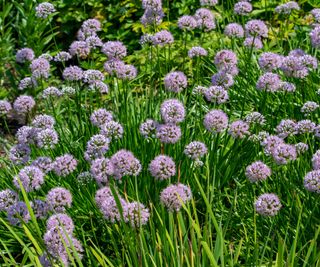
35,2,56,18
53,154,77,177
7,201,30,226
312,150,320,170
275,1,300,15
16,48,35,63
279,81,296,92
272,143,297,165
13,95,35,114
214,50,238,72
234,1,252,16
46,187,72,212
224,23,244,38
111,150,141,179
31,157,53,173
160,99,185,124
140,119,157,138
77,171,94,185
16,126,36,144
18,77,36,90
69,41,90,59
275,119,298,138
203,109,228,133
32,114,55,130
311,9,320,23
0,189,18,211
156,124,182,144
152,30,174,46
200,0,218,6
95,186,113,207
103,59,126,75
228,120,250,139
39,53,53,61
256,72,281,92
211,72,234,88
90,109,113,128
258,52,283,72
288,49,305,57
204,85,229,104
84,134,110,163
194,8,216,31
54,51,72,62
304,170,320,193
91,158,114,184
9,144,31,165
36,129,59,149
102,41,127,59
184,141,208,160
297,120,316,134
86,35,103,48
164,71,187,93
244,37,263,49
83,70,104,83
116,64,137,80
261,135,284,155
62,66,83,81
295,142,309,155
0,100,12,116
149,155,176,180
30,58,50,79
140,34,154,45
13,166,45,192
82,19,101,34
245,161,271,183
142,0,162,11
280,56,309,78
193,85,208,95
42,87,63,99
255,193,281,216
47,213,74,233
31,199,49,219
245,20,268,38
178,15,197,31
100,121,124,140
89,81,109,94
160,183,192,212
100,196,128,223
188,46,208,58
140,9,164,26
125,201,150,228
244,112,266,125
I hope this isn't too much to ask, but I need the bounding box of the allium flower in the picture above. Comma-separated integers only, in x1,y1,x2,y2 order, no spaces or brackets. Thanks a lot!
280,56,309,78
69,41,90,59
245,161,271,183
255,193,281,216
13,95,35,114
16,48,35,63
62,66,83,81
188,46,208,58
39,53,53,61
228,120,250,139
54,51,72,62
156,124,182,144
164,71,187,93
295,142,309,155
111,150,142,179
85,134,110,162
184,141,208,159
102,41,127,59
258,52,283,72
203,109,228,133
77,171,93,185
177,15,197,31
35,2,55,18
250,131,270,143
160,183,192,212
311,9,320,23
297,120,316,134
211,72,234,88
125,201,150,228
7,201,30,226
9,144,31,165
289,49,305,57
36,129,59,149
316,125,320,138
214,50,238,72
0,100,12,116
90,109,113,128
256,72,281,92
86,36,103,48
95,186,113,207
100,121,124,140
31,200,49,219
89,81,109,93
91,158,114,184
30,58,50,79
200,0,218,6
31,157,53,173
140,34,154,45
194,8,216,31
304,170,320,193
18,77,36,90
0,189,18,211
312,150,320,170
272,143,297,165
140,119,157,138
244,112,266,125
204,85,229,104
244,37,263,49
32,114,55,130
193,85,207,95
224,23,244,38
234,1,252,16
13,166,45,192
160,99,185,124
46,187,72,212
116,64,137,80
152,30,174,46
53,154,77,177
47,214,74,233
140,9,164,26
61,86,76,96
245,20,268,38
83,70,104,83
275,119,297,138
100,196,128,223
301,101,319,114
16,126,35,144
279,81,296,92
275,1,300,15
261,135,284,155
82,18,101,34
148,155,176,180
103,59,126,76
42,86,63,99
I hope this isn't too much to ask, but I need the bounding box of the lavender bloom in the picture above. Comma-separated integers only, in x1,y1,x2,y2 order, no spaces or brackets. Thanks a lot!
295,142,309,155
46,187,72,212
177,15,197,31
95,186,113,207
18,77,36,90
42,86,63,99
13,166,45,192
30,58,50,79
36,129,59,149
258,52,283,72
35,2,55,18
62,66,83,81
255,193,281,216
0,100,12,116
69,41,90,59
0,189,18,211
89,81,109,94
83,70,104,83
100,121,124,140
31,157,53,173
9,144,31,165
31,200,49,219
140,9,164,26
82,19,101,34
103,59,126,76
244,112,266,125
125,202,150,228
116,64,137,80
275,1,300,15
261,135,284,155
156,124,182,144
224,23,244,38
256,72,281,92
140,34,154,45
149,155,176,180
164,71,187,93
90,109,113,128
85,134,110,162
160,99,185,124
288,49,305,57
32,114,55,130
200,0,218,6
194,8,216,31
152,30,174,46
245,161,271,183
160,183,192,212
7,201,30,226
280,56,309,78
101,41,127,59
100,196,128,223
275,119,298,138
16,48,35,63
304,170,320,193
228,120,250,139
245,20,268,38
279,81,296,92
204,86,229,104
203,110,228,133
111,150,142,179
316,125,320,138
312,150,320,170
272,143,297,165
16,126,35,144
244,37,263,49
297,120,316,134
193,85,207,95
53,154,77,177
47,214,74,233
91,158,114,184
13,95,35,114
211,72,234,88
301,101,319,114
184,141,208,159
54,51,72,62
311,9,320,23
140,119,157,138
86,36,103,48
234,1,252,16
188,46,208,58
39,53,53,61
214,50,238,72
